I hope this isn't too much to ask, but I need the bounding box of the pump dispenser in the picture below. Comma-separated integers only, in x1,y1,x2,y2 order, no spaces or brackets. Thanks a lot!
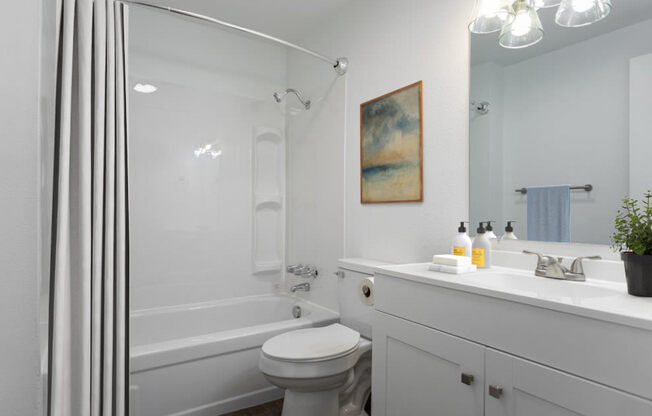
503,221,518,240
452,221,472,257
472,222,492,268
485,221,497,239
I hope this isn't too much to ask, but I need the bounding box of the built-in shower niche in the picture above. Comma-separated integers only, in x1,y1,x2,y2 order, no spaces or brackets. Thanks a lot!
252,127,285,274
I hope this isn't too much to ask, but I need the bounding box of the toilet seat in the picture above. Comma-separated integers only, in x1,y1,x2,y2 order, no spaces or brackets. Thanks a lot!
262,324,360,362
259,324,371,379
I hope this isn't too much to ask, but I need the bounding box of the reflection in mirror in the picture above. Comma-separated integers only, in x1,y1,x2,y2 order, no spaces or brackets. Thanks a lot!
469,1,652,245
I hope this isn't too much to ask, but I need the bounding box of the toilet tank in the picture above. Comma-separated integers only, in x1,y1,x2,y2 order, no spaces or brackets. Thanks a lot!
337,258,390,339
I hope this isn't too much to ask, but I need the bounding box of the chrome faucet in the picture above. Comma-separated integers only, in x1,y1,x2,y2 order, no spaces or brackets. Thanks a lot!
290,282,311,293
523,251,601,281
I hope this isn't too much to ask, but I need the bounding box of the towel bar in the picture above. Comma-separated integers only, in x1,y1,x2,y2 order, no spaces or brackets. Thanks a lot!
515,184,593,194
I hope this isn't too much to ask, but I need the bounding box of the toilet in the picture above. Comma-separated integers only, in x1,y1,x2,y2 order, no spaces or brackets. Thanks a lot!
259,258,386,416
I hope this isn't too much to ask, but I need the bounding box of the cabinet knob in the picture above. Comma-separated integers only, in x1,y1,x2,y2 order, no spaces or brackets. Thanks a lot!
460,373,474,386
489,385,503,399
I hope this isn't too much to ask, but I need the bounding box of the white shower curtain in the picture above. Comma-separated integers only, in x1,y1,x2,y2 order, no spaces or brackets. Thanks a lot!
49,1,129,415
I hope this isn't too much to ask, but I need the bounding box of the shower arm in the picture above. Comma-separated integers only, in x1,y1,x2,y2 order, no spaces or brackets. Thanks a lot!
283,89,311,109
118,0,348,76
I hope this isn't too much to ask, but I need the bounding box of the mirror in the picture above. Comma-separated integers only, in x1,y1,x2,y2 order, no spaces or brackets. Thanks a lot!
469,1,652,245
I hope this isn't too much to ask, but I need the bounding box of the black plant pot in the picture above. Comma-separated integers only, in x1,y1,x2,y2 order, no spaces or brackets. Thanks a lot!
621,252,652,297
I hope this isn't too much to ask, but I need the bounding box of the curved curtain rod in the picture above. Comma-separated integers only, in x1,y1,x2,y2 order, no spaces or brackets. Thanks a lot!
117,0,348,75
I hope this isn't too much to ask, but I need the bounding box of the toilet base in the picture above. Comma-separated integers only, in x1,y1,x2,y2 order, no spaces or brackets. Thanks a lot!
282,388,341,416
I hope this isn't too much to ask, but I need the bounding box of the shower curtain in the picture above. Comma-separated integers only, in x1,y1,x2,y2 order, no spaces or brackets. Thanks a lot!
49,1,129,415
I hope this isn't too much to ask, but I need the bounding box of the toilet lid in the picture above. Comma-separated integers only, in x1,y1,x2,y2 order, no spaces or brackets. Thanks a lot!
262,324,360,362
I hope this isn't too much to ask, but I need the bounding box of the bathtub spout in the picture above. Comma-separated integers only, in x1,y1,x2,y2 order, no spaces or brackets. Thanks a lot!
290,283,311,293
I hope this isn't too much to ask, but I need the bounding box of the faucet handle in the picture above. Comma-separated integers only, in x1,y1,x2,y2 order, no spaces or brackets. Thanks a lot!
523,250,547,266
570,256,602,274
286,264,302,273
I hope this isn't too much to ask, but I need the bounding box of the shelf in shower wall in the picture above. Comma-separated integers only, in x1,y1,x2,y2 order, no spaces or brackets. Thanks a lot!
252,127,285,275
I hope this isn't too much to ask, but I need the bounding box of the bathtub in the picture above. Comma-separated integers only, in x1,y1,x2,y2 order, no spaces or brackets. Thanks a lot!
129,294,339,416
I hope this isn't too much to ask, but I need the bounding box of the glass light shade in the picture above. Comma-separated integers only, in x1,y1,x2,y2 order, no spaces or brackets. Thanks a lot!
499,1,544,49
555,0,612,27
534,0,562,8
469,0,516,34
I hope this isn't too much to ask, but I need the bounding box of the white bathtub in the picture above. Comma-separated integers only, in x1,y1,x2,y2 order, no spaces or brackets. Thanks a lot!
129,294,339,416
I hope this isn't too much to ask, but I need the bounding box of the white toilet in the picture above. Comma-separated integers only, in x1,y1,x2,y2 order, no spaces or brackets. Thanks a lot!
259,258,386,416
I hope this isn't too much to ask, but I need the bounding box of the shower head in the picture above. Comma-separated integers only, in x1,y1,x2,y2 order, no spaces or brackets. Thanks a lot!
273,88,311,110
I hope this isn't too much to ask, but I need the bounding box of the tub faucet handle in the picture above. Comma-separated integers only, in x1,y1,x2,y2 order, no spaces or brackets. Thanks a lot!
286,264,302,273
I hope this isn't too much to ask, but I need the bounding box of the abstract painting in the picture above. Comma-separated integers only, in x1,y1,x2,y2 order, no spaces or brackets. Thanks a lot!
360,81,423,203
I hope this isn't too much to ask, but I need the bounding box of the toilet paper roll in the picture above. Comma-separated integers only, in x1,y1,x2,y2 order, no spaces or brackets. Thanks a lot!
359,276,375,306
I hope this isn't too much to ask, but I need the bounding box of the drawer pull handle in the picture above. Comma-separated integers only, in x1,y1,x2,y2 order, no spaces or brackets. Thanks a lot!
460,373,474,385
489,385,503,399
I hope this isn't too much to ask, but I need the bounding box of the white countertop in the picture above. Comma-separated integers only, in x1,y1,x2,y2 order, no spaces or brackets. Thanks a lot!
376,263,652,331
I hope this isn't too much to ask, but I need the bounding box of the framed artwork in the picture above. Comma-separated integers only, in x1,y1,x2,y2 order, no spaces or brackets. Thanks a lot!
360,81,423,203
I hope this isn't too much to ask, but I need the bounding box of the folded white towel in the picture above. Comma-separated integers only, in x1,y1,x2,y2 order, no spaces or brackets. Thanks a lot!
432,254,472,267
428,263,477,275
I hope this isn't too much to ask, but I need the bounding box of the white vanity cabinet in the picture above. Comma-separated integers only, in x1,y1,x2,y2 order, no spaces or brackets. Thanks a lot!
484,348,652,416
371,265,652,416
373,312,484,416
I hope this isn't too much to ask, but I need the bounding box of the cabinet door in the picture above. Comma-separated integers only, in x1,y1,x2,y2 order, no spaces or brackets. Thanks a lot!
372,312,484,416
485,348,652,416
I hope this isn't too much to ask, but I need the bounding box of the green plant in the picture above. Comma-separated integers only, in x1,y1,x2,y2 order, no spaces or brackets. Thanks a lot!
612,191,652,255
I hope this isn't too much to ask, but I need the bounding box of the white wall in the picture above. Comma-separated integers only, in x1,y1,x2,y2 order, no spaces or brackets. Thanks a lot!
299,0,473,264
128,8,288,309
285,51,346,311
0,0,44,414
471,19,652,244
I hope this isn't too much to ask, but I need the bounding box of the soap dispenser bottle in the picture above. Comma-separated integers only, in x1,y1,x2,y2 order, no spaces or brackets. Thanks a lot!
485,221,497,239
502,221,518,240
452,221,472,257
472,222,492,268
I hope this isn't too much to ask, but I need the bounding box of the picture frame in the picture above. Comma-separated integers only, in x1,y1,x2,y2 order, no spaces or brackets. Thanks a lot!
360,81,423,203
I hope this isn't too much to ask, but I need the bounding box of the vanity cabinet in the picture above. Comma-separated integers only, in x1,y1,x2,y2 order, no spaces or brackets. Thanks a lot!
371,267,652,416
373,311,652,416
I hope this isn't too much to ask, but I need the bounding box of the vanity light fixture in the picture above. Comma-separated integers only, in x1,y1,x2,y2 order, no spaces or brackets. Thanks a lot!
469,0,612,49
468,0,516,34
555,0,612,27
499,0,544,49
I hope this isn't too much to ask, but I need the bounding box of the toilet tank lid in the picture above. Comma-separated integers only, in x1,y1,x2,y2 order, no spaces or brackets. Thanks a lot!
338,258,392,275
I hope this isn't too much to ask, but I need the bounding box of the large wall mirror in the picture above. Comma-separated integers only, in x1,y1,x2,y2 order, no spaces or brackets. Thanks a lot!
470,1,652,245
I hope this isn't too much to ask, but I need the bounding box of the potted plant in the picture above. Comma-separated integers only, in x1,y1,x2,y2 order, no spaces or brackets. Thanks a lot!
611,191,652,297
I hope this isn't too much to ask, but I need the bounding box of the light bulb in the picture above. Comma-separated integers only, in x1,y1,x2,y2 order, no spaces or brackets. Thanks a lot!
469,0,515,34
556,0,611,27
510,10,532,36
571,0,594,13
499,0,544,49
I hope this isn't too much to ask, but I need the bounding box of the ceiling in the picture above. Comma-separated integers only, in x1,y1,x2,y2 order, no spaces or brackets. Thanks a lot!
472,0,652,66
134,0,354,42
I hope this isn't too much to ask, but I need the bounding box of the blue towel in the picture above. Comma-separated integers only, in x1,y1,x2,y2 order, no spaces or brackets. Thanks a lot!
527,185,571,242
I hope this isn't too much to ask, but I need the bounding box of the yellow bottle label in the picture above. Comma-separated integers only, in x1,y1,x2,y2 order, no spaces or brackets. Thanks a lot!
472,248,485,268
453,246,465,256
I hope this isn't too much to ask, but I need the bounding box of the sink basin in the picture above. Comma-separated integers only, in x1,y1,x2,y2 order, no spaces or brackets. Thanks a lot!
461,268,620,303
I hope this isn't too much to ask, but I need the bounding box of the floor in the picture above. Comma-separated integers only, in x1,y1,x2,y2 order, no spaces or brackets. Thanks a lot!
221,399,283,416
